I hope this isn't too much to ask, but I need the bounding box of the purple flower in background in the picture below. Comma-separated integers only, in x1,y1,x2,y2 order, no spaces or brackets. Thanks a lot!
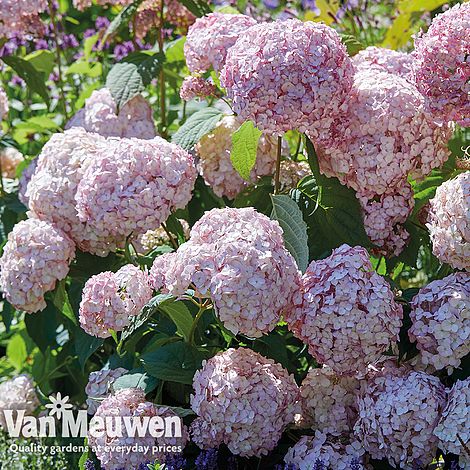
35,39,49,50
301,0,319,12
61,34,79,49
0,41,18,57
83,28,96,39
84,460,95,470
164,454,187,469
49,71,59,82
10,76,25,87
195,449,218,470
113,41,135,60
350,458,362,470
263,0,280,9
274,465,299,470
412,460,423,470
95,16,110,30
313,460,326,470
450,463,463,470
278,8,297,20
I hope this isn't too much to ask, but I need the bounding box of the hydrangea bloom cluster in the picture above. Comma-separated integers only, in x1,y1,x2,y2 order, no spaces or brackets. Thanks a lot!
66,88,156,139
414,2,470,126
286,244,403,375
279,160,310,192
316,69,452,198
180,76,216,102
0,147,23,179
79,264,152,338
409,272,469,373
433,378,470,467
85,367,128,414
184,12,257,73
75,136,197,253
190,348,299,457
352,46,415,82
220,19,354,137
0,219,75,313
358,184,415,256
284,432,366,470
150,208,301,337
138,219,190,252
196,116,277,199
0,0,47,38
427,172,469,271
300,366,360,435
25,128,109,255
0,87,8,121
354,370,446,469
89,388,188,469
0,375,40,430
73,0,126,11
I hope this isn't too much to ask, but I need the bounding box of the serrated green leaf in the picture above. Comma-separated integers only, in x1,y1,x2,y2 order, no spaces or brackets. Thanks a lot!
175,0,212,17
101,0,145,45
340,34,365,56
172,107,223,150
106,62,144,109
160,302,193,342
122,51,165,85
24,50,55,76
270,194,309,272
121,293,175,341
231,121,262,181
141,342,207,384
113,368,159,393
1,55,49,103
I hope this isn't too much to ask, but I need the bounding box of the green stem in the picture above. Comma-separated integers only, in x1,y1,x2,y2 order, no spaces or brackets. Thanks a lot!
274,135,282,194
189,301,211,345
158,0,167,137
161,222,178,249
48,0,69,120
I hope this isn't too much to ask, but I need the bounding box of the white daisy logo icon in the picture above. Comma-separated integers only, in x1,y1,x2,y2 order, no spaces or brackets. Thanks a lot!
45,392,73,419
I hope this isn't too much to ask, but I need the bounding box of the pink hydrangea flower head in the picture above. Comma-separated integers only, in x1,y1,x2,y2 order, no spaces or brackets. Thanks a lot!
315,69,452,197
190,347,299,457
150,207,301,337
73,0,126,10
300,366,360,436
0,374,40,430
352,46,415,82
184,12,257,73
279,160,310,192
358,184,415,257
0,0,47,38
195,116,277,199
89,387,188,469
0,147,23,179
286,244,403,375
220,19,354,137
284,432,366,470
409,272,470,373
66,88,156,139
427,172,470,271
0,87,8,121
414,2,470,126
165,0,195,32
85,367,129,415
354,370,446,469
75,136,197,251
18,158,37,206
180,76,216,102
433,378,470,467
0,219,75,313
79,264,152,338
25,128,115,256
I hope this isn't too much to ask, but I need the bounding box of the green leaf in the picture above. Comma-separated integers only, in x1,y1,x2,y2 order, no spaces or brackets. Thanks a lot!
101,0,145,45
340,34,365,56
74,327,104,370
230,121,262,181
78,446,89,470
24,304,60,352
106,62,144,109
24,50,55,76
141,342,207,384
53,280,78,326
1,55,49,103
113,368,159,393
84,34,99,61
175,0,212,17
292,137,371,259
122,51,165,85
165,37,186,63
159,302,193,342
7,333,28,370
270,194,309,272
172,107,223,150
121,293,174,341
